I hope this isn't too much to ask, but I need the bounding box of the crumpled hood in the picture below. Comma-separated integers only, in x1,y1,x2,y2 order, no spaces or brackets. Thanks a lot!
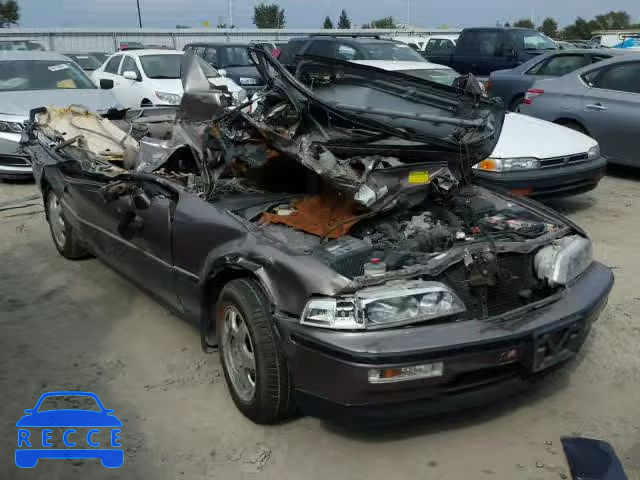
0,89,120,117
491,113,597,159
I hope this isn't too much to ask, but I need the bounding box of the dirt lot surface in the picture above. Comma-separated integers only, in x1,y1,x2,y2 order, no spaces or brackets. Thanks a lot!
1,172,639,480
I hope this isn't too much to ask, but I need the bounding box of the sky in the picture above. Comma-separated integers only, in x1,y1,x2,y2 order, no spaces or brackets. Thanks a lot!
17,0,640,29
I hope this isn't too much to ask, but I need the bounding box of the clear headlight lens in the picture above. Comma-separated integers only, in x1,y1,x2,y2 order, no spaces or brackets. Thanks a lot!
154,91,182,105
0,121,24,133
239,77,258,85
475,157,540,172
300,281,466,330
534,235,593,287
587,145,600,160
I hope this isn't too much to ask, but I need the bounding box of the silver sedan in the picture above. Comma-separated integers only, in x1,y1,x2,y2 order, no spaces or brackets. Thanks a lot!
520,53,640,167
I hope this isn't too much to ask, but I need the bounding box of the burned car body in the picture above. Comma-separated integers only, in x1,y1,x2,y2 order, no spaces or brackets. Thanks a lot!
23,49,613,423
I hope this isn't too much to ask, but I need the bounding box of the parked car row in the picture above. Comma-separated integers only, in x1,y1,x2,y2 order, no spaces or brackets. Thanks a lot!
2,34,637,200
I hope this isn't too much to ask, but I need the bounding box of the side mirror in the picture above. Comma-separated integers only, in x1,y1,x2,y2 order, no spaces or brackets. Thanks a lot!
24,409,34,414
132,190,151,210
123,71,139,81
99,79,114,89
218,68,227,77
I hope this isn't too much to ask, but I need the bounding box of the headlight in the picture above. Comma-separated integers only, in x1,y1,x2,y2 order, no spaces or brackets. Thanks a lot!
300,281,466,330
239,77,258,85
0,121,24,133
475,157,540,172
587,145,600,160
534,235,593,287
154,91,181,105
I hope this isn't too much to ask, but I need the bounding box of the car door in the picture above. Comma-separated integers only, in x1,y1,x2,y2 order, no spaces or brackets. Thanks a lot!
116,55,145,108
451,30,480,74
96,54,123,94
580,61,640,164
60,170,180,309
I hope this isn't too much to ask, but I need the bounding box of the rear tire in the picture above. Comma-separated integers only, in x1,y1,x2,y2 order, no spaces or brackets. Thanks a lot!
44,189,90,260
509,96,525,112
216,278,295,423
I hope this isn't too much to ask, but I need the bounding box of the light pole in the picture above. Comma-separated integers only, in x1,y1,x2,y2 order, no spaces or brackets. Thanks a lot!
407,0,411,26
228,0,233,28
136,0,142,28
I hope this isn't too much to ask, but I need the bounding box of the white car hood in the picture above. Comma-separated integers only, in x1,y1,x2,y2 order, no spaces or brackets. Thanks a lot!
491,113,597,159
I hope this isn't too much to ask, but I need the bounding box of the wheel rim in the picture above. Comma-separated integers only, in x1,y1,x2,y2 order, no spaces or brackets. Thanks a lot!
222,305,256,402
48,193,66,248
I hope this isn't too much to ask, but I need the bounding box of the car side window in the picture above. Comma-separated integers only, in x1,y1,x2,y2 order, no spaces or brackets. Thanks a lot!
193,47,205,58
529,54,589,76
477,31,499,55
104,55,122,74
591,62,640,94
336,44,363,61
591,55,611,64
203,47,219,67
305,40,334,58
121,56,141,79
457,31,478,53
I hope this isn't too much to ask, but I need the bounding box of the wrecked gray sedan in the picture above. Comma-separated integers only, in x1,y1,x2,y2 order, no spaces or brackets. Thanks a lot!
23,49,613,423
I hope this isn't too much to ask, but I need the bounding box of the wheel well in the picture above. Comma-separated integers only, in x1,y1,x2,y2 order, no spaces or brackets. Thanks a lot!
201,267,272,349
141,98,152,106
554,118,589,135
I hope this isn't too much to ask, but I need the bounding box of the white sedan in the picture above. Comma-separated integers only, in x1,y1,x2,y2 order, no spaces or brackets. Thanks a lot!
91,49,246,109
353,60,605,197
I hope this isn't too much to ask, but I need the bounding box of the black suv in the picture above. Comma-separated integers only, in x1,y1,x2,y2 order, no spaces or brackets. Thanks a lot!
183,43,265,94
278,35,427,71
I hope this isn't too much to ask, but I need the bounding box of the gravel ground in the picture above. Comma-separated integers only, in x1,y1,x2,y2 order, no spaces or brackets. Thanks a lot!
1,172,639,480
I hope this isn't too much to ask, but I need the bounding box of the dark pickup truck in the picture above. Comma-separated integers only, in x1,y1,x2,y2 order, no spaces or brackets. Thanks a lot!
426,27,558,77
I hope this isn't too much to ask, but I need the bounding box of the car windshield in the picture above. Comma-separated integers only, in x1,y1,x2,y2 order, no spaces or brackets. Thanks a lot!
399,68,459,86
67,54,102,71
37,395,101,412
218,46,253,67
360,42,426,61
0,60,96,91
522,32,557,50
91,52,109,64
140,54,219,79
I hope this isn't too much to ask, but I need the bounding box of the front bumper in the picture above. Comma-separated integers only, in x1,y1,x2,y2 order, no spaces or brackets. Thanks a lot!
275,261,613,419
473,157,607,198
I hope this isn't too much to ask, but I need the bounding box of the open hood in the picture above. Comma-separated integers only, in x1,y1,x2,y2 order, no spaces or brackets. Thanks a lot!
162,47,505,209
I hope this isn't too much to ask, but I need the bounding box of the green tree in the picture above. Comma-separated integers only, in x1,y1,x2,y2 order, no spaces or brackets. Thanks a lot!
504,22,511,27
337,9,351,29
369,16,395,29
594,11,632,30
0,0,19,28
562,17,599,40
538,17,558,38
252,3,285,29
513,18,535,29
322,16,333,29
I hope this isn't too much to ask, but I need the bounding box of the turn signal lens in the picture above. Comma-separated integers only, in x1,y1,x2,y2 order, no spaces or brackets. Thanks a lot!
368,362,444,384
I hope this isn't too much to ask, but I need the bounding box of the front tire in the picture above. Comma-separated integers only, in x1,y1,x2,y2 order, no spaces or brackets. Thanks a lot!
44,189,90,260
216,278,295,423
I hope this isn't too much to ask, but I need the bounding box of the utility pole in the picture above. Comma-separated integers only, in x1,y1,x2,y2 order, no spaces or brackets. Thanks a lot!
136,0,142,28
407,0,411,26
228,0,233,28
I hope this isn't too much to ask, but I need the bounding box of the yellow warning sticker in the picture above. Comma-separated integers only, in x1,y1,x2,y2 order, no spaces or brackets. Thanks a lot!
408,171,430,184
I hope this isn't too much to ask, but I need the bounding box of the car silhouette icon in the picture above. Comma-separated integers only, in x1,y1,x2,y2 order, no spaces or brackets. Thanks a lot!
16,391,123,468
